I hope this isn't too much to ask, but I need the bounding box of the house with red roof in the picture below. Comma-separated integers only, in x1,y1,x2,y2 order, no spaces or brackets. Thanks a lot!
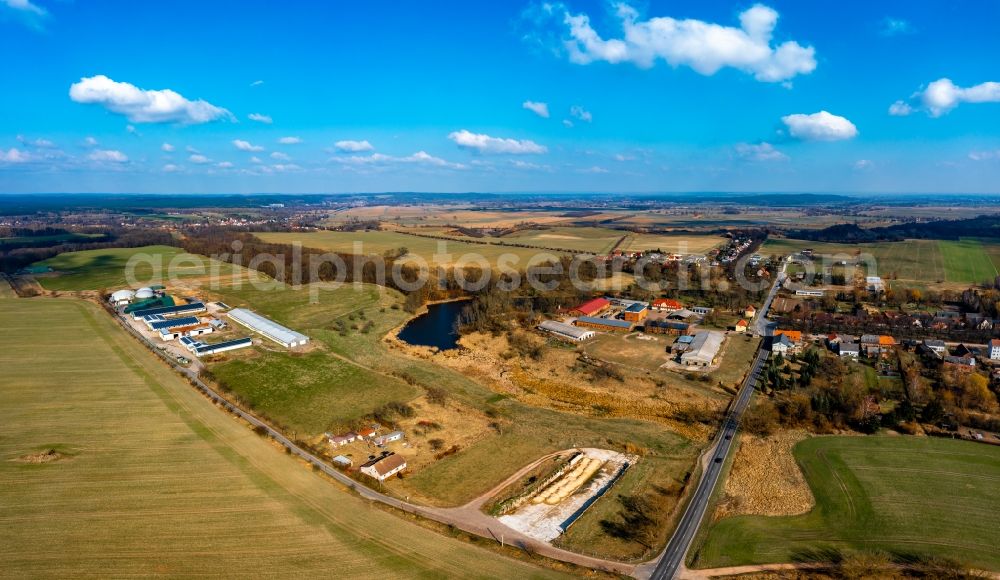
571,297,610,317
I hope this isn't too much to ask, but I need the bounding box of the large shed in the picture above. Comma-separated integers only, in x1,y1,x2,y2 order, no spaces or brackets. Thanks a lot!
538,320,595,341
227,308,309,347
680,331,725,366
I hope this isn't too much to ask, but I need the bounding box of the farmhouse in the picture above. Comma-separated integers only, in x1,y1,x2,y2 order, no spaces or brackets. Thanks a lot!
570,298,610,317
327,432,358,447
227,308,309,348
574,316,634,332
680,330,725,367
652,298,683,312
622,302,649,322
538,320,595,342
360,453,407,481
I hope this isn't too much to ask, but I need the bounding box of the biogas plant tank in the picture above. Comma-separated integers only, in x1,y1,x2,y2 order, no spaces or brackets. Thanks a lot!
110,289,135,302
135,288,155,299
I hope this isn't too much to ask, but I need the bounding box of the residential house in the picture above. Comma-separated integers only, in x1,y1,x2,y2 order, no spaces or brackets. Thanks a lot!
990,339,1000,361
356,426,379,440
860,334,895,357
774,329,803,346
922,339,948,356
360,453,407,481
744,305,757,318
838,342,860,358
327,431,358,447
943,355,976,370
373,431,404,446
651,298,683,312
772,334,795,355
734,319,749,333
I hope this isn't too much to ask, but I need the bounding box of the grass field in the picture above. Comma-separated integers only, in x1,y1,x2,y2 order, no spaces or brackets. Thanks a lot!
254,230,565,267
615,233,724,254
762,237,1000,285
0,293,564,578
32,245,240,291
938,239,999,284
690,436,1000,571
497,227,625,254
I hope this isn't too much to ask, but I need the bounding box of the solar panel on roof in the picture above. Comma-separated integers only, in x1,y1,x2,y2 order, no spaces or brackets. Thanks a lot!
149,316,199,330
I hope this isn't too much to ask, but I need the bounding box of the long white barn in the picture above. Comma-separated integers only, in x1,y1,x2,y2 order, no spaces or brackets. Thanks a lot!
226,308,309,348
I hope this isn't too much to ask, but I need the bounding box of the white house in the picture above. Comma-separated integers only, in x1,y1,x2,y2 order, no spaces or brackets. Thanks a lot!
989,339,1000,361
360,453,407,481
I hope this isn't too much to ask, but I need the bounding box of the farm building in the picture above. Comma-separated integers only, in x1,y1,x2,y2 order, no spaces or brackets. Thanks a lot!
645,319,690,335
147,316,201,331
538,320,595,341
180,336,253,356
795,289,824,297
332,455,352,467
667,308,699,321
691,306,713,315
109,289,135,305
130,301,205,320
360,453,407,481
672,334,696,353
227,308,309,347
574,316,634,332
570,298,611,317
373,431,404,446
622,302,649,322
135,287,155,300
867,276,885,292
651,298,683,312
680,331,725,366
158,324,213,341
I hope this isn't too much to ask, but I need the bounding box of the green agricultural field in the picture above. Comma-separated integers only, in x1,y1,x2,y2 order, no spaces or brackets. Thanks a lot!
254,230,562,267
690,436,1000,571
938,239,999,284
617,233,724,254
31,245,239,291
762,238,949,283
0,293,563,578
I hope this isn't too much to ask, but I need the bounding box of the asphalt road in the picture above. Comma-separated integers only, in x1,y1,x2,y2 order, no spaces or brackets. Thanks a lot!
647,268,784,580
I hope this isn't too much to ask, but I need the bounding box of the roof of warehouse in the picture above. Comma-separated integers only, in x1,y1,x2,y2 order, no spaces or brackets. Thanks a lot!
132,302,204,318
681,331,725,363
576,316,633,328
539,320,593,338
227,308,308,344
195,337,252,353
149,316,200,330
625,303,648,312
573,297,610,314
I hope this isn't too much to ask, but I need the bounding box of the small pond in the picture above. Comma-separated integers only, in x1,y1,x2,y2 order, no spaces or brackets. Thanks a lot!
397,300,466,350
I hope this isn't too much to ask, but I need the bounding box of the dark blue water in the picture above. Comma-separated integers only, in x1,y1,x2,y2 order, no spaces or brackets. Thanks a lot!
397,301,466,350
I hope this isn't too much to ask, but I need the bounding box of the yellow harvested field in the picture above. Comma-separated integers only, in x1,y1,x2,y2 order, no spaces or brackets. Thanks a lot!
0,293,565,578
618,233,724,254
326,205,575,228
716,431,815,519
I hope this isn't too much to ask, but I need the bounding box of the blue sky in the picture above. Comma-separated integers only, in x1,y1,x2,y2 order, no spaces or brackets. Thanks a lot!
1,0,1000,194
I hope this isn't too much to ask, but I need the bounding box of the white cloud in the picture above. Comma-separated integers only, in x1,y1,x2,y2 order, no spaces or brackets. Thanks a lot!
161,142,175,152
126,124,139,135
189,154,210,164
250,80,264,87
248,112,272,124
2,0,45,15
69,75,232,124
510,160,551,171
0,148,31,163
888,100,913,116
781,111,858,141
522,101,550,118
261,164,302,173
162,163,181,172
233,139,264,152
854,159,874,170
735,141,788,161
613,153,635,162
335,139,374,152
216,161,234,168
332,151,465,170
448,129,547,154
579,165,609,174
185,145,200,153
88,149,128,163
83,136,98,147
570,105,592,122
562,119,574,128
16,134,55,148
270,151,291,161
249,156,262,164
880,18,914,37
901,78,1000,117
969,150,1000,161
555,3,816,83
278,136,302,144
